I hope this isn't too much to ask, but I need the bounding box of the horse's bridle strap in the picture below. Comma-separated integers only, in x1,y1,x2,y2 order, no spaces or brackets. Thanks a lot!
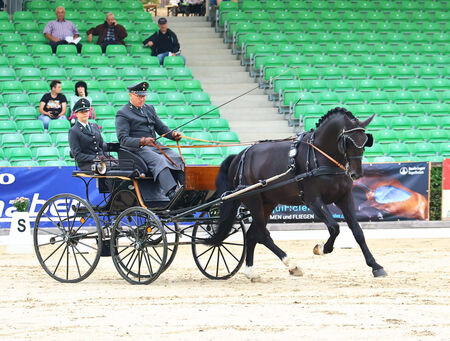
306,142,346,171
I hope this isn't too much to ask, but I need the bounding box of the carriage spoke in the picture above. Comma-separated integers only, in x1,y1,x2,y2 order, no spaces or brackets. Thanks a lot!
42,240,65,263
52,243,67,276
138,251,142,283
196,244,215,258
71,244,82,278
218,247,231,274
72,244,93,268
219,243,241,263
38,238,64,248
203,246,216,271
66,244,69,280
144,248,154,276
126,251,139,277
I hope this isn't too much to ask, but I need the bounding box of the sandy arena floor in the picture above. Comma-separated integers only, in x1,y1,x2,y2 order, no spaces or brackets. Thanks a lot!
0,238,449,340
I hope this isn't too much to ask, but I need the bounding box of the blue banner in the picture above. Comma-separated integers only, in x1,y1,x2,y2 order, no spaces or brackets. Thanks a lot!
0,166,103,228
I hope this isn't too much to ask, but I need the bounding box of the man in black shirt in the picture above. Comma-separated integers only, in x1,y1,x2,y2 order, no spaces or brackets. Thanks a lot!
38,80,68,129
142,17,186,65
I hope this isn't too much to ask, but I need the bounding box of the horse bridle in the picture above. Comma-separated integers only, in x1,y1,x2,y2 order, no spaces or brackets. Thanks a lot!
337,127,374,162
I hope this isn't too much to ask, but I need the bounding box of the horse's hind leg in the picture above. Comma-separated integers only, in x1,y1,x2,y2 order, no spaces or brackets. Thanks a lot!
308,198,340,255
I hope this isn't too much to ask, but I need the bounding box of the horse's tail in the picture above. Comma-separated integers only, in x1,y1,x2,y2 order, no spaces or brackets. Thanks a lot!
206,155,241,246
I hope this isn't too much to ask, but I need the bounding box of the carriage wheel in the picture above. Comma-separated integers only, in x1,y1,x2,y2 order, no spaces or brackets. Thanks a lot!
111,207,167,285
191,218,246,280
162,221,179,272
33,194,102,283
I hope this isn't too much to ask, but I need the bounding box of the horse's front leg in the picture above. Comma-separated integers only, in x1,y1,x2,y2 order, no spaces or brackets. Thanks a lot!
337,194,387,278
308,198,340,255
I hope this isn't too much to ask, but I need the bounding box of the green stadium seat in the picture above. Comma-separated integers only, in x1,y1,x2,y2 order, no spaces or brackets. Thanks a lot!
94,106,116,120
379,79,402,92
81,44,102,57
48,119,71,134
216,131,239,143
96,119,115,133
100,80,127,93
398,129,425,144
403,78,427,92
109,92,129,106
60,80,75,93
14,21,39,34
161,92,187,106
105,44,127,56
399,103,426,117
415,91,440,103
9,55,32,69
368,116,388,130
17,120,44,135
145,67,169,80
1,133,25,148
177,80,203,93
93,67,118,80
0,33,22,47
3,93,30,107
117,67,142,81
169,106,194,120
35,55,59,69
168,67,193,81
369,66,392,79
0,67,16,81
304,79,328,92
23,80,48,94
372,130,399,144
388,116,413,130
438,142,450,157
42,160,67,167
186,92,212,106
109,55,135,68
316,92,340,105
35,147,60,162
390,91,415,104
429,79,449,92
180,119,205,134
341,91,365,104
41,67,68,80
87,55,110,68
412,142,437,157
0,80,24,94
417,66,442,79
27,133,52,148
163,56,185,68
4,44,28,56
194,105,220,118
358,54,380,68
5,147,32,162
10,106,37,121
151,79,178,93
67,67,93,80
146,92,161,105
411,116,438,130
206,118,230,132
0,107,10,121
0,21,14,33
431,55,450,68
372,103,400,117
16,67,42,81
153,105,168,118
129,45,149,56
198,147,223,160
60,55,86,68
387,144,411,158
428,129,449,143
345,66,369,80
367,91,390,104
56,44,78,56
392,66,416,79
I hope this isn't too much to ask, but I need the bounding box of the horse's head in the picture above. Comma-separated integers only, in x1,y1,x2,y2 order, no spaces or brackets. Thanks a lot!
337,115,374,180
313,107,374,180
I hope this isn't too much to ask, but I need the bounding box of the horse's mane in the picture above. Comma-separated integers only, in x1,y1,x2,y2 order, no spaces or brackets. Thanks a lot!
315,107,357,129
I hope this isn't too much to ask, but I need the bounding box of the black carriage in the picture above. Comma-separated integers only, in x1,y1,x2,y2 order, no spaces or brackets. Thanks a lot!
33,144,248,284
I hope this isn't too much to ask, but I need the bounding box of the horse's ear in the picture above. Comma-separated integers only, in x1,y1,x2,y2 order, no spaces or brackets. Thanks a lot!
360,114,375,128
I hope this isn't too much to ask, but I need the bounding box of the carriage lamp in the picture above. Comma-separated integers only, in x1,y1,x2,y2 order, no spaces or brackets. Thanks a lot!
91,158,107,175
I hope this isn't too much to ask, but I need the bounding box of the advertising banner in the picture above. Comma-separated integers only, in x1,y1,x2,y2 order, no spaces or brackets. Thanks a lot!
442,159,450,220
0,166,103,229
0,162,431,228
269,162,430,223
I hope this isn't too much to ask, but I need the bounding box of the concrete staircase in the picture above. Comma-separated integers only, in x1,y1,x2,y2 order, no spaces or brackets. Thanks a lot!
164,16,294,142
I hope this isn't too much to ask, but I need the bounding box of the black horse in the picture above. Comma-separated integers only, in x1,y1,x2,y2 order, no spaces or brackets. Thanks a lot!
210,107,387,280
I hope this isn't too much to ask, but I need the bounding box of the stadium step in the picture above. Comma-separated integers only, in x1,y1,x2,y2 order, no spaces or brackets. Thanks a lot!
166,16,292,142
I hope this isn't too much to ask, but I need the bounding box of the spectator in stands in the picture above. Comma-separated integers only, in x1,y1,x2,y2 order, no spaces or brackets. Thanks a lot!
186,0,205,16
115,82,184,200
68,81,94,126
87,12,128,53
38,80,68,129
143,17,186,65
43,6,82,54
69,99,111,171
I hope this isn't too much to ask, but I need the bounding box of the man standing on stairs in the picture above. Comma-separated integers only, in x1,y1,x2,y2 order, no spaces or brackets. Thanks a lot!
142,17,186,65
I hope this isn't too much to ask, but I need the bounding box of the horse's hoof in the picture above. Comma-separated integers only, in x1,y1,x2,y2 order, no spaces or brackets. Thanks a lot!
313,243,324,255
373,268,387,278
289,266,303,277
250,276,262,283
